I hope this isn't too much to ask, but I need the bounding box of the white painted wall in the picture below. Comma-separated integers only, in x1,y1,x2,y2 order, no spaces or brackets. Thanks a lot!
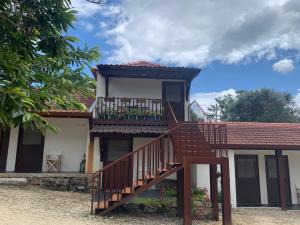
95,73,190,121
285,150,300,204
93,137,101,172
5,118,90,173
96,71,106,98
42,118,89,172
195,149,300,207
6,127,19,172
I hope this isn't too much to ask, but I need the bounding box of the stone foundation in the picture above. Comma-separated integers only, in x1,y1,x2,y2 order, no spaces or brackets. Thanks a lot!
0,173,92,193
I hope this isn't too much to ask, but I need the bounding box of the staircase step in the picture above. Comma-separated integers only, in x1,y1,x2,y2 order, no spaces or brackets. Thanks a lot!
166,162,182,169
145,174,156,181
135,180,145,188
156,168,168,176
95,201,109,209
110,193,122,202
121,187,133,195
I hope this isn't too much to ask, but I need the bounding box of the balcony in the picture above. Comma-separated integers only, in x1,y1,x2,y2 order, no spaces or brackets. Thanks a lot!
94,97,167,125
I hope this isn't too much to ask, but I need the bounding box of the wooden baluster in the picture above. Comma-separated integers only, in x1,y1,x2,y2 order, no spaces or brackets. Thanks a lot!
142,147,145,182
167,134,170,164
136,151,139,187
161,137,165,169
97,173,101,209
110,167,113,204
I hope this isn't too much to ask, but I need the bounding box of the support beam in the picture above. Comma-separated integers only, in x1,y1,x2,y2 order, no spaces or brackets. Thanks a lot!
210,164,219,221
221,157,232,225
85,140,94,173
183,159,192,225
177,168,184,218
275,150,287,211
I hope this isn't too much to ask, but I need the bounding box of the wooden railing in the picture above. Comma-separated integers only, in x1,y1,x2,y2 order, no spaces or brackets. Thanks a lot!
91,103,228,215
95,97,164,121
91,126,177,214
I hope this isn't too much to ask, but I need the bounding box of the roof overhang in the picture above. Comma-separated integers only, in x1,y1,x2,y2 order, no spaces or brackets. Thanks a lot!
38,111,92,118
95,64,201,81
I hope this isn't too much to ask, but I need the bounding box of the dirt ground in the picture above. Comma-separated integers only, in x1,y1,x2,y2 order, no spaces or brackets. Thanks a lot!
0,185,300,225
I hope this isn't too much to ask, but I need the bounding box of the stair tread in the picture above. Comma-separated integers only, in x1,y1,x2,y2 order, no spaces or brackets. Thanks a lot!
121,187,133,194
110,193,122,202
95,201,109,209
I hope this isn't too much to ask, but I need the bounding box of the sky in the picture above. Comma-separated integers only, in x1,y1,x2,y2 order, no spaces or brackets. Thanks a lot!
70,0,300,109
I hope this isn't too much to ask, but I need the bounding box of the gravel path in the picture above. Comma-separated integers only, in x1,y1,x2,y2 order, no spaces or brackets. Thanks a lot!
0,185,300,225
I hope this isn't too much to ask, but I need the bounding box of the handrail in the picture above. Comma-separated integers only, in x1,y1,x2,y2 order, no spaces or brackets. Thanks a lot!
90,122,183,181
188,100,211,122
95,96,164,121
91,103,228,215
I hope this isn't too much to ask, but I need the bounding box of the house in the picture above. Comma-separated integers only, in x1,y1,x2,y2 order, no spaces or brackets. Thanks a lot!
0,95,94,173
1,61,300,225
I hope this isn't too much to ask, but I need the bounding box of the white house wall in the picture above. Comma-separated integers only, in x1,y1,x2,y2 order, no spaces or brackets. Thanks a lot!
95,73,190,121
6,127,19,172
5,118,90,173
42,118,89,172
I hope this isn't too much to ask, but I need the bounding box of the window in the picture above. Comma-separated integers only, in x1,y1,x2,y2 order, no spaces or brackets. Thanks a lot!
22,126,43,145
106,139,130,162
237,157,256,178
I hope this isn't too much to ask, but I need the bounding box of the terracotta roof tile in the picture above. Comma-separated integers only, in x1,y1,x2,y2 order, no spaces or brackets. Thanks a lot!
122,61,162,67
224,122,300,149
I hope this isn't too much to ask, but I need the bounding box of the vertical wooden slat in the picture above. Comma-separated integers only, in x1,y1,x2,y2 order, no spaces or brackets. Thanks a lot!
142,147,145,181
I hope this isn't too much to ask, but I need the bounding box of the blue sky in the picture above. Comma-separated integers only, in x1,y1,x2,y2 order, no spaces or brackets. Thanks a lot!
70,0,300,107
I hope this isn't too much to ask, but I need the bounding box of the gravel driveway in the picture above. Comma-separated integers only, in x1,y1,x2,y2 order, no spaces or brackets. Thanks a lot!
0,185,300,225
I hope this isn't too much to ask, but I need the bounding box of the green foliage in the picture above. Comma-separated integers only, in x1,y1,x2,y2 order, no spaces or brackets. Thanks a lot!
130,197,176,207
208,89,300,123
192,187,209,202
0,0,100,132
165,187,177,197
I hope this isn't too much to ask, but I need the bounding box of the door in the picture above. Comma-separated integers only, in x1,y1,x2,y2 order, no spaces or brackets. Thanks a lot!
265,155,292,206
102,137,132,188
162,81,185,121
235,155,261,206
0,128,10,172
15,126,45,172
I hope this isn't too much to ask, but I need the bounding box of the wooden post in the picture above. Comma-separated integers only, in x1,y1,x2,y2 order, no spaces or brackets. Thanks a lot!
221,157,232,225
275,150,287,211
183,159,192,225
210,164,219,221
177,168,184,218
86,140,94,173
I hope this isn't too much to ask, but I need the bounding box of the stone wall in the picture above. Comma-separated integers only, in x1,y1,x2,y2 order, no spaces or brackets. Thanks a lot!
0,173,92,193
27,176,92,192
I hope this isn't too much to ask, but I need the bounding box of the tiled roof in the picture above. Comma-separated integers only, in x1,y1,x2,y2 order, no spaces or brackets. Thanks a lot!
225,122,300,149
123,61,162,67
90,125,169,134
37,94,95,118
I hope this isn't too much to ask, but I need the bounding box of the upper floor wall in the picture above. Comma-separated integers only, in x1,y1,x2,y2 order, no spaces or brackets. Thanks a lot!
93,62,201,121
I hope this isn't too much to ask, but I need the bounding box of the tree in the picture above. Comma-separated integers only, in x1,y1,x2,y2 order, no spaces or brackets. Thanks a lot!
0,0,100,131
208,89,300,123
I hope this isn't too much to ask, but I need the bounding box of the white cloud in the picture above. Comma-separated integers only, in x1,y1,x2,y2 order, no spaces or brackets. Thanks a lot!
295,90,300,107
79,21,95,32
100,0,300,66
71,0,102,18
272,58,295,74
71,0,120,18
191,89,237,111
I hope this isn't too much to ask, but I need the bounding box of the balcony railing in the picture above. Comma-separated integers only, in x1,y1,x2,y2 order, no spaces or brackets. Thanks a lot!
95,97,164,121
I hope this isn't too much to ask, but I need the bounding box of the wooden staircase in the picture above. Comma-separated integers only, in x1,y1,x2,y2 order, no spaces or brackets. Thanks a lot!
90,103,227,215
